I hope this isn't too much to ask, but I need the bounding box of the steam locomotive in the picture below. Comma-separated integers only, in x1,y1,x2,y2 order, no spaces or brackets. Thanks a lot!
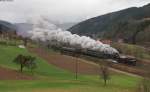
58,47,137,66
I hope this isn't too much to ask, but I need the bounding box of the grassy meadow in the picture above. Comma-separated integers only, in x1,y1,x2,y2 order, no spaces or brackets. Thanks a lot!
0,44,141,92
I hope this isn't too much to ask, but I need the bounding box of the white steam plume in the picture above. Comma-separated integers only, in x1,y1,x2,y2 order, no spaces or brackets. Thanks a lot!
28,17,119,55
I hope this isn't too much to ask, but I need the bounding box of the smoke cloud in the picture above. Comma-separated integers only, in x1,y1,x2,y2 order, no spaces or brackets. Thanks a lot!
28,17,119,55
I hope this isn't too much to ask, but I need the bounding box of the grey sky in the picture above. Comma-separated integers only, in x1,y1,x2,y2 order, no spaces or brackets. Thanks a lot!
0,0,150,23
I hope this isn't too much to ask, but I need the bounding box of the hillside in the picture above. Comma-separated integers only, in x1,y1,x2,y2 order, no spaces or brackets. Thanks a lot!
0,42,140,92
15,23,33,37
56,22,77,30
111,43,150,60
69,3,150,46
0,20,16,32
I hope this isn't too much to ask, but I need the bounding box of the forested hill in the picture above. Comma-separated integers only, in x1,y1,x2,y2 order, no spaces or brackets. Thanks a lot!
68,3,150,46
0,20,16,32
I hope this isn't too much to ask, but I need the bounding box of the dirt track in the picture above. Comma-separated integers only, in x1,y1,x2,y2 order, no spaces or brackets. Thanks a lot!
0,67,34,80
29,47,144,77
29,48,100,75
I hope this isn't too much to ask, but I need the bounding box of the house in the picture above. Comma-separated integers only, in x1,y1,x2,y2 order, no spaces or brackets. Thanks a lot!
99,39,112,45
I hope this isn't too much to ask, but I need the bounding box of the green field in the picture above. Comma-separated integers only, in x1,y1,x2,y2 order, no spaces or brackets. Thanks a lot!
0,45,141,92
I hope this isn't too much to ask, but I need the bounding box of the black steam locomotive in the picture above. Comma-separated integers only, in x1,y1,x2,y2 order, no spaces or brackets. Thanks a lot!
59,47,137,66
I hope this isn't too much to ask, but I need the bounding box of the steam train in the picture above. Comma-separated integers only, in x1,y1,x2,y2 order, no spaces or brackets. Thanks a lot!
58,47,137,66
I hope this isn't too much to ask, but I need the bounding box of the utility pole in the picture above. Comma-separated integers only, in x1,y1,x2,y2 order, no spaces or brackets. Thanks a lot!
74,49,81,80
75,56,78,80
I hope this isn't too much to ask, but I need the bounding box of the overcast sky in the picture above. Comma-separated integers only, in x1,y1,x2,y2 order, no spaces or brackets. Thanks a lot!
0,0,150,23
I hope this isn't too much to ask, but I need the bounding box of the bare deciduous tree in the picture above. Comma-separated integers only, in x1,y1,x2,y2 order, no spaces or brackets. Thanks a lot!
100,62,110,86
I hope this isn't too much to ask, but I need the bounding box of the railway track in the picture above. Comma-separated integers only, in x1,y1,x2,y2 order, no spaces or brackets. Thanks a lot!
28,47,148,77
